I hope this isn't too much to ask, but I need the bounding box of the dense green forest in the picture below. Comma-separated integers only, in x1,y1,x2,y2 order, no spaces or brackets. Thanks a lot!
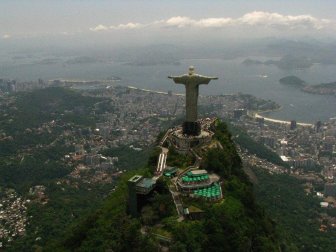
45,121,283,251
0,88,116,250
99,146,151,170
1,87,98,134
254,168,336,252
0,88,100,191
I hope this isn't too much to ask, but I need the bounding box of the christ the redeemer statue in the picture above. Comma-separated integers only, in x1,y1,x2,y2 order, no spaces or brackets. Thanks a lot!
168,66,218,136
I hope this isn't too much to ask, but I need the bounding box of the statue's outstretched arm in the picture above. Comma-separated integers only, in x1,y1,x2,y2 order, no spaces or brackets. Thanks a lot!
203,75,218,80
196,75,218,85
168,75,187,84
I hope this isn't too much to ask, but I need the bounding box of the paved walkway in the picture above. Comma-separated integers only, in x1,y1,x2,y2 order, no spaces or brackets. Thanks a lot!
169,183,184,219
155,129,205,221
156,147,168,174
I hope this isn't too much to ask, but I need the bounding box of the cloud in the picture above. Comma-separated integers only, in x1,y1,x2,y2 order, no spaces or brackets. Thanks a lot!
90,22,143,31
197,18,233,28
165,16,195,28
89,24,109,31
3,34,11,39
164,16,233,28
238,11,327,30
89,11,334,32
110,22,142,30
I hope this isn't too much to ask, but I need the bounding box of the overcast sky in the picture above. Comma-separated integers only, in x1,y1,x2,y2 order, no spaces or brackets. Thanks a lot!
1,0,336,44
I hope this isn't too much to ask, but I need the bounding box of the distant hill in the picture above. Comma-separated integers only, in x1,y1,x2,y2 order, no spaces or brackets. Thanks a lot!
271,55,313,70
65,56,99,64
243,55,313,70
123,44,181,66
242,58,263,65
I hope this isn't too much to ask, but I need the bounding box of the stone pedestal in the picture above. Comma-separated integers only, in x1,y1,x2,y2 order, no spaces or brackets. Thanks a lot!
183,121,201,136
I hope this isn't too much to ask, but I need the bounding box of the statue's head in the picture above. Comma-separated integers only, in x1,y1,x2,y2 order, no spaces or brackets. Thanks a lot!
188,66,195,75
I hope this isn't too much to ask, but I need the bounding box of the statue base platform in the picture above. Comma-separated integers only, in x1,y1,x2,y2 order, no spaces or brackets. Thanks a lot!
164,118,217,154
183,121,201,136
168,128,213,154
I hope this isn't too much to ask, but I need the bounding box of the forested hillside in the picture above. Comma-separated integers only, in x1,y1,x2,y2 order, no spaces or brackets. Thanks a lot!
45,121,284,251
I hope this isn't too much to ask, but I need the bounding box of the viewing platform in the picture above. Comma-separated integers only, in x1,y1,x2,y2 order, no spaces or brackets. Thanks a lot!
177,170,220,192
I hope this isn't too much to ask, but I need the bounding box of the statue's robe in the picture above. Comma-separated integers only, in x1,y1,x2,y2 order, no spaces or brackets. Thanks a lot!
169,74,217,122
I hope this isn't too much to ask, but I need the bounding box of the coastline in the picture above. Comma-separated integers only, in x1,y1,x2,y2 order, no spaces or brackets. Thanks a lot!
127,85,315,126
256,105,283,114
254,112,313,127
127,86,184,96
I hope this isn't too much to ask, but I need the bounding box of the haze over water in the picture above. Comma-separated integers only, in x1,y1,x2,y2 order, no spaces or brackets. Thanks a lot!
1,56,335,123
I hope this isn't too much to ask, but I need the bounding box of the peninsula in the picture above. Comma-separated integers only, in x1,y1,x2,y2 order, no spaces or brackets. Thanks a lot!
279,75,336,95
302,81,336,95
